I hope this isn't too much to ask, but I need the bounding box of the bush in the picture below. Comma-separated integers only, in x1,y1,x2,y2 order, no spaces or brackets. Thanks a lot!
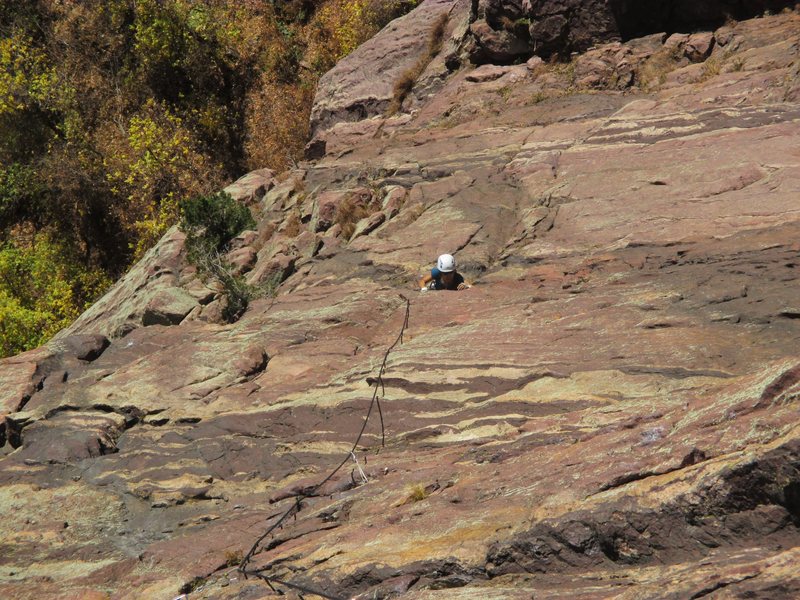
179,191,259,322
406,484,429,503
335,193,375,240
190,248,280,323
636,44,684,91
179,191,255,258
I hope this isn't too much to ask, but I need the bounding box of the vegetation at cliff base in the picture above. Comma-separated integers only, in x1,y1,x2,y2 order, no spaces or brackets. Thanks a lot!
0,0,418,356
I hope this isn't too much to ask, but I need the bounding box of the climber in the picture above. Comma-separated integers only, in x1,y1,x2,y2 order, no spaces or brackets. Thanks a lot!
418,253,471,291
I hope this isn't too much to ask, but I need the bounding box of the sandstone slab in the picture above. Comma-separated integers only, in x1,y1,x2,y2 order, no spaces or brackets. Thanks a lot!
1,9,800,600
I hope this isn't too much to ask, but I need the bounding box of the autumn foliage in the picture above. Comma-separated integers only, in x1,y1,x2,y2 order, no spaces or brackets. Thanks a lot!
0,0,417,356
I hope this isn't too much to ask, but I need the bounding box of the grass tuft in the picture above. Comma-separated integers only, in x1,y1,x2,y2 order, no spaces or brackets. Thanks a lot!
387,12,449,115
335,193,375,240
224,549,243,567
637,44,684,91
700,57,722,81
407,484,429,503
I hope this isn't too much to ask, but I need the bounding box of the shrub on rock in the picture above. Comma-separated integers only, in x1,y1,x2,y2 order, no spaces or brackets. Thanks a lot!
179,192,256,259
179,192,261,322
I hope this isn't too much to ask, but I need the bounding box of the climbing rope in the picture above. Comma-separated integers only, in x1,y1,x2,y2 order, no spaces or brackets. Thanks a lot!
239,295,411,599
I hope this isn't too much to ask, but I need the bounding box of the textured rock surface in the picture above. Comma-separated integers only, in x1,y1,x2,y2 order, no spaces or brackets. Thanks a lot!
309,0,471,140
311,0,798,144
2,9,800,600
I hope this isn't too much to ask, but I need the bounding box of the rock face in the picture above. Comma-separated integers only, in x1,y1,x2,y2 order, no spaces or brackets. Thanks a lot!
309,0,472,139
2,8,800,600
310,0,797,146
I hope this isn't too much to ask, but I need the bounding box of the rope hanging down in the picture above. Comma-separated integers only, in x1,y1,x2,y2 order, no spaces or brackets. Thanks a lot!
239,295,411,599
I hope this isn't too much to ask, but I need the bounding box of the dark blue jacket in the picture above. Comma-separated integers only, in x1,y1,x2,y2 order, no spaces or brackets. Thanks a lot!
428,268,465,290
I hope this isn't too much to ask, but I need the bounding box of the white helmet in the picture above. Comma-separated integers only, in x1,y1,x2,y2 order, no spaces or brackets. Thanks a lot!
437,253,456,272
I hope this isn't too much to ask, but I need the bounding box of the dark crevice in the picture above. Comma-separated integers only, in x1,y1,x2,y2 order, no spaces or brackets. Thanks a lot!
334,558,485,598
16,394,32,412
784,482,800,522
599,448,707,493
44,405,82,419
611,0,795,41
477,0,796,62
9,404,146,454
5,418,25,449
618,365,734,379
598,470,661,492
15,376,46,412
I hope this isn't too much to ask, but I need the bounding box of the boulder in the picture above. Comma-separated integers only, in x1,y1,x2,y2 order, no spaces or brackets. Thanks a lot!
351,211,387,239
312,190,350,232
228,229,259,251
469,19,531,63
225,246,258,274
141,288,198,326
223,168,276,206
57,334,110,362
246,252,295,286
182,278,218,304
526,55,545,70
291,230,322,262
381,186,407,218
311,188,372,233
478,0,527,23
261,170,305,213
574,43,635,89
664,32,690,51
197,298,226,323
52,226,188,339
526,0,618,58
309,0,471,140
465,64,514,82
469,0,786,63
714,24,737,47
685,31,716,62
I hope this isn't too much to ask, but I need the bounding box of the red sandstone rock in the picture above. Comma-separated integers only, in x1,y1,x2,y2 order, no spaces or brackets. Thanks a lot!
685,31,716,62
224,246,258,274
469,19,530,63
223,168,276,206
141,288,198,326
247,252,295,286
2,9,800,600
309,0,467,139
351,211,386,239
227,229,259,251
